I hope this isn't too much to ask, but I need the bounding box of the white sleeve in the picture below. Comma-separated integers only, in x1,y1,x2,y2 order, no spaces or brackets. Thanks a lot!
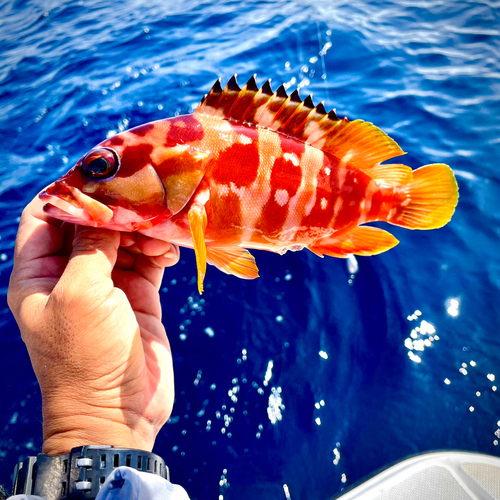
8,496,47,499
8,467,190,500
95,467,191,500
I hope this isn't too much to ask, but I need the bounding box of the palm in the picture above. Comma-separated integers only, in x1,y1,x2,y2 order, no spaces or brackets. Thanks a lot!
111,265,174,426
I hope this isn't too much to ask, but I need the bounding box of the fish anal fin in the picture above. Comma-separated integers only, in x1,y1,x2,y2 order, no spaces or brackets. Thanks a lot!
390,164,459,229
188,193,209,294
206,246,259,280
370,164,413,186
306,246,325,258
310,226,399,258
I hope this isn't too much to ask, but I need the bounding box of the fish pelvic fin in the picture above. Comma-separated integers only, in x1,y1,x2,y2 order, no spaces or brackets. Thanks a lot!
206,246,259,280
310,226,399,257
188,198,209,294
388,164,459,229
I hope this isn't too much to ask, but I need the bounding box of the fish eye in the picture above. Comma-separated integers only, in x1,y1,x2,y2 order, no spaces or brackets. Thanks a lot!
81,148,119,180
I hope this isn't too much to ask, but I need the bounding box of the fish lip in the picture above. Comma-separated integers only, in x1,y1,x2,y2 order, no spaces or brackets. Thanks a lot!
39,185,114,227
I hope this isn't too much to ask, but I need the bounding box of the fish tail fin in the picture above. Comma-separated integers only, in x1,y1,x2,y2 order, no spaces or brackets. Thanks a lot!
389,164,458,229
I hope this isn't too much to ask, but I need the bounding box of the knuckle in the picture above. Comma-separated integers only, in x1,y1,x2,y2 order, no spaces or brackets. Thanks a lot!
72,232,112,253
6,288,18,315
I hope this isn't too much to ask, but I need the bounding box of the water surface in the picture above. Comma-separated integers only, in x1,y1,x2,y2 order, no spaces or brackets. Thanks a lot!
0,0,499,498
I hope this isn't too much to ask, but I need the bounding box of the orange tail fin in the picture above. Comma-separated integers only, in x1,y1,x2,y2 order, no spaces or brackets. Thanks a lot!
388,164,458,230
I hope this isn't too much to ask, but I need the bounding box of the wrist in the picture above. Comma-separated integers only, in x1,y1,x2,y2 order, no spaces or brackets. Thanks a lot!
42,402,157,455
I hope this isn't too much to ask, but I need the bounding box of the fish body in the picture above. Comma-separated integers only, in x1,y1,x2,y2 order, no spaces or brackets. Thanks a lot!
41,75,459,293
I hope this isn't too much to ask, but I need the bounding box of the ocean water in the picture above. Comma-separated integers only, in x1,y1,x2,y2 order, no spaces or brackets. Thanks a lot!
0,0,499,498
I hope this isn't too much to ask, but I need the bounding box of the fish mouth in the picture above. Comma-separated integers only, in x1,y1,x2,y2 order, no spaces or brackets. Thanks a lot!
40,183,114,227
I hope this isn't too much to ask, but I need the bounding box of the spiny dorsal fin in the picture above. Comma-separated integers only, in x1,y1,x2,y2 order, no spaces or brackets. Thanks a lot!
303,95,314,109
261,79,273,95
199,78,223,110
195,76,405,168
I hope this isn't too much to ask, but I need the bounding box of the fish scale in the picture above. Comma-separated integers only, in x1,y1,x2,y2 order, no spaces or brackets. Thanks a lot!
40,75,459,293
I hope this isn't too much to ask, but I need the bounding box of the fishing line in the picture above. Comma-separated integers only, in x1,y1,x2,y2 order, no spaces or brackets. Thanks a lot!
316,20,329,102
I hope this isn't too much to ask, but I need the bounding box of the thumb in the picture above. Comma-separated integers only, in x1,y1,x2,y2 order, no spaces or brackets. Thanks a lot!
55,226,120,296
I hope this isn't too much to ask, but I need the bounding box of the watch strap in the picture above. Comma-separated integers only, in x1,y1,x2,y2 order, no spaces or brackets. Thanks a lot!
12,445,169,500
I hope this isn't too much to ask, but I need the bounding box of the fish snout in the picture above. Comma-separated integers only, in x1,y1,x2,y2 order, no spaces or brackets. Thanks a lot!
39,182,114,227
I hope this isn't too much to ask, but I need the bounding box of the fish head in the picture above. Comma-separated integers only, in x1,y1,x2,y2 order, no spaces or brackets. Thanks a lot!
40,143,170,231
40,122,211,231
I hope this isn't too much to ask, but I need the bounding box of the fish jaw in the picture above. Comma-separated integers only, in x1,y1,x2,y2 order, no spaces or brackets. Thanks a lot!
40,182,114,227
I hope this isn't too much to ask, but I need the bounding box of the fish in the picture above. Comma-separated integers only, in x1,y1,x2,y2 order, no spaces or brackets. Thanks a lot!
40,75,459,293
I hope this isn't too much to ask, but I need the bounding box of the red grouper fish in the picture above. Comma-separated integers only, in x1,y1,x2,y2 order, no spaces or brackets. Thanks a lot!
40,75,459,293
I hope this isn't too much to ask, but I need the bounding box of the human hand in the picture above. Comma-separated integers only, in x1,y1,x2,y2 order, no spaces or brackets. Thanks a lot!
8,196,179,455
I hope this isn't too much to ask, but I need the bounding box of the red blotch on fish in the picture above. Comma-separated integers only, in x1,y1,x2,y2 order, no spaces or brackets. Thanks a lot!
211,143,260,188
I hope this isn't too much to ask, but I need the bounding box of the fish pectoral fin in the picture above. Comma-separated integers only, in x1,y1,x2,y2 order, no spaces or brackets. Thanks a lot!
206,246,259,280
310,226,399,258
188,202,208,294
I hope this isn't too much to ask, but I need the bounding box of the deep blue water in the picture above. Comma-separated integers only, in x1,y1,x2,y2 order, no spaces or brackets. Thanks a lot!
1,0,499,498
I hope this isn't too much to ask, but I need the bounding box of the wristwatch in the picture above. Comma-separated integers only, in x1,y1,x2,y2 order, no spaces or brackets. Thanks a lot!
12,445,169,500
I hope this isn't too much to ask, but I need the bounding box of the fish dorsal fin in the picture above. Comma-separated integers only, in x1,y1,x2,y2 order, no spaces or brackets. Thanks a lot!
195,75,337,141
195,75,406,170
311,119,406,171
